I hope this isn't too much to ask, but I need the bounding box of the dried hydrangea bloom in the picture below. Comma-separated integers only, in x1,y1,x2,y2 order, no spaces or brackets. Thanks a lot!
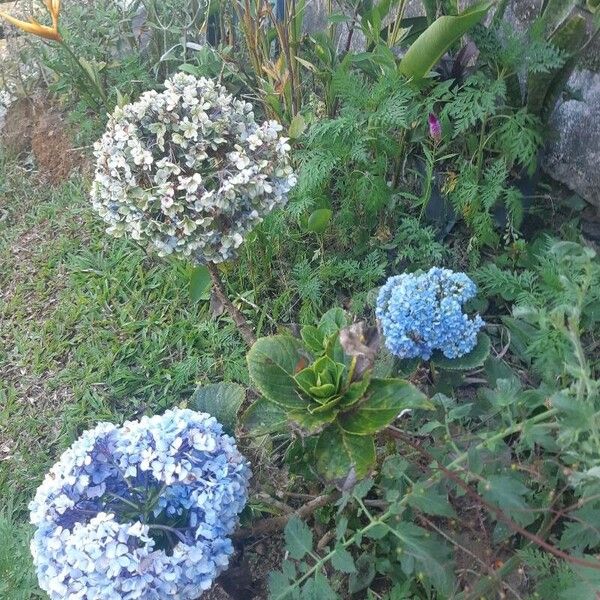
376,267,484,360
91,73,296,263
29,409,251,599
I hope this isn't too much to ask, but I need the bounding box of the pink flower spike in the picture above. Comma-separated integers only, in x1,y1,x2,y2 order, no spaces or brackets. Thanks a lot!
428,113,442,143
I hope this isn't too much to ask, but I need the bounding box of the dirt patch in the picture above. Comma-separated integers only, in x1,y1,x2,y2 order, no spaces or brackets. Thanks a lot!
31,107,86,185
1,96,86,184
1,96,35,156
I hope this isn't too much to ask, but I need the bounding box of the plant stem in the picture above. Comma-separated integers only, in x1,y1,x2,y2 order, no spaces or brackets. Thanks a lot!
233,493,336,539
207,262,256,346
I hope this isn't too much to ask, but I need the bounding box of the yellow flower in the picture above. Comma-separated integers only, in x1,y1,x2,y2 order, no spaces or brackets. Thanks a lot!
0,0,62,42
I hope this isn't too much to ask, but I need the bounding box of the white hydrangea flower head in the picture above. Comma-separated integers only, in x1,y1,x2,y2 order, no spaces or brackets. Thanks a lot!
91,73,296,263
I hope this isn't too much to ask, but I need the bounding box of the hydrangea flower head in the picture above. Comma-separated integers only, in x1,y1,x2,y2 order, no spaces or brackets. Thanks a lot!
91,73,296,263
29,408,251,599
376,267,484,360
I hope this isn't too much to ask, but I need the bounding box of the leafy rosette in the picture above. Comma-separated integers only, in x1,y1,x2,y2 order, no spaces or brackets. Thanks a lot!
243,309,433,480
91,73,296,263
29,409,251,600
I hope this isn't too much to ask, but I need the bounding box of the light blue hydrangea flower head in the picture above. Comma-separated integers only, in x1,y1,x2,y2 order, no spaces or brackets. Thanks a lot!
29,408,251,600
376,267,484,360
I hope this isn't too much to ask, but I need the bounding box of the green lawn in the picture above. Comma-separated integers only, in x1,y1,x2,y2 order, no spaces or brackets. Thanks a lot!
0,158,250,515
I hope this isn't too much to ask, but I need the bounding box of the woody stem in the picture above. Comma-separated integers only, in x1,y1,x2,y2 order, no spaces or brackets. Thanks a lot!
207,262,256,347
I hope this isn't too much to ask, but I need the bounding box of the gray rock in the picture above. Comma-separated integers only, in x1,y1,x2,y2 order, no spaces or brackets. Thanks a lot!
543,69,600,210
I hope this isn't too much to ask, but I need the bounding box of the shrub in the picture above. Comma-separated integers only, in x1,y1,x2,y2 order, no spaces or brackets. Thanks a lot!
91,73,296,263
376,267,484,360
29,408,251,599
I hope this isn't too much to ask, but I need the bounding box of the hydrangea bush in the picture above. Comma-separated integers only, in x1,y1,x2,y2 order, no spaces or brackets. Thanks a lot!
91,73,296,263
29,408,251,599
376,267,484,360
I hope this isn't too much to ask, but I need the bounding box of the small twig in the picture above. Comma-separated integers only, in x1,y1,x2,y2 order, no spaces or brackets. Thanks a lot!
207,262,256,346
255,492,294,515
234,493,336,539
316,530,335,551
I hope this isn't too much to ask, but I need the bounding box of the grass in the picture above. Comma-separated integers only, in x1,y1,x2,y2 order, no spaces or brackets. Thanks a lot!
0,157,250,519
0,508,43,599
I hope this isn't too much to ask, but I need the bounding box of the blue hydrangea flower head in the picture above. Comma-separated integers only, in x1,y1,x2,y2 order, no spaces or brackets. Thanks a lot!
29,408,251,599
376,267,484,360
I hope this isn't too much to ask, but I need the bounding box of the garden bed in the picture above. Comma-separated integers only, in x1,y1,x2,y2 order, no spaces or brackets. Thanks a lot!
1,1,599,599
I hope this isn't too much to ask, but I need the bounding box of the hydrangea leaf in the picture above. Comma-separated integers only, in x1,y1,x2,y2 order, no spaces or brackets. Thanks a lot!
289,407,337,433
247,335,309,409
241,397,288,435
431,332,491,371
189,382,245,435
300,325,325,355
189,265,211,303
338,376,371,409
315,425,376,479
318,307,347,336
337,378,432,436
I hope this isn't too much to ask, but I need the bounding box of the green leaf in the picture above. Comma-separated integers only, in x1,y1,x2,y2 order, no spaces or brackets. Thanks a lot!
331,545,357,573
268,571,293,599
390,522,454,597
318,308,347,336
501,316,537,362
559,563,600,600
241,397,288,435
338,378,432,435
247,336,308,409
431,333,491,371
480,377,521,408
558,506,600,552
399,1,492,80
189,265,211,302
284,517,313,560
348,553,376,594
479,475,534,527
301,325,325,354
288,406,337,432
315,424,376,479
339,377,370,409
301,573,338,600
328,12,352,23
189,382,245,435
527,15,587,121
352,478,375,500
306,208,333,234
407,485,456,518
288,113,306,139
